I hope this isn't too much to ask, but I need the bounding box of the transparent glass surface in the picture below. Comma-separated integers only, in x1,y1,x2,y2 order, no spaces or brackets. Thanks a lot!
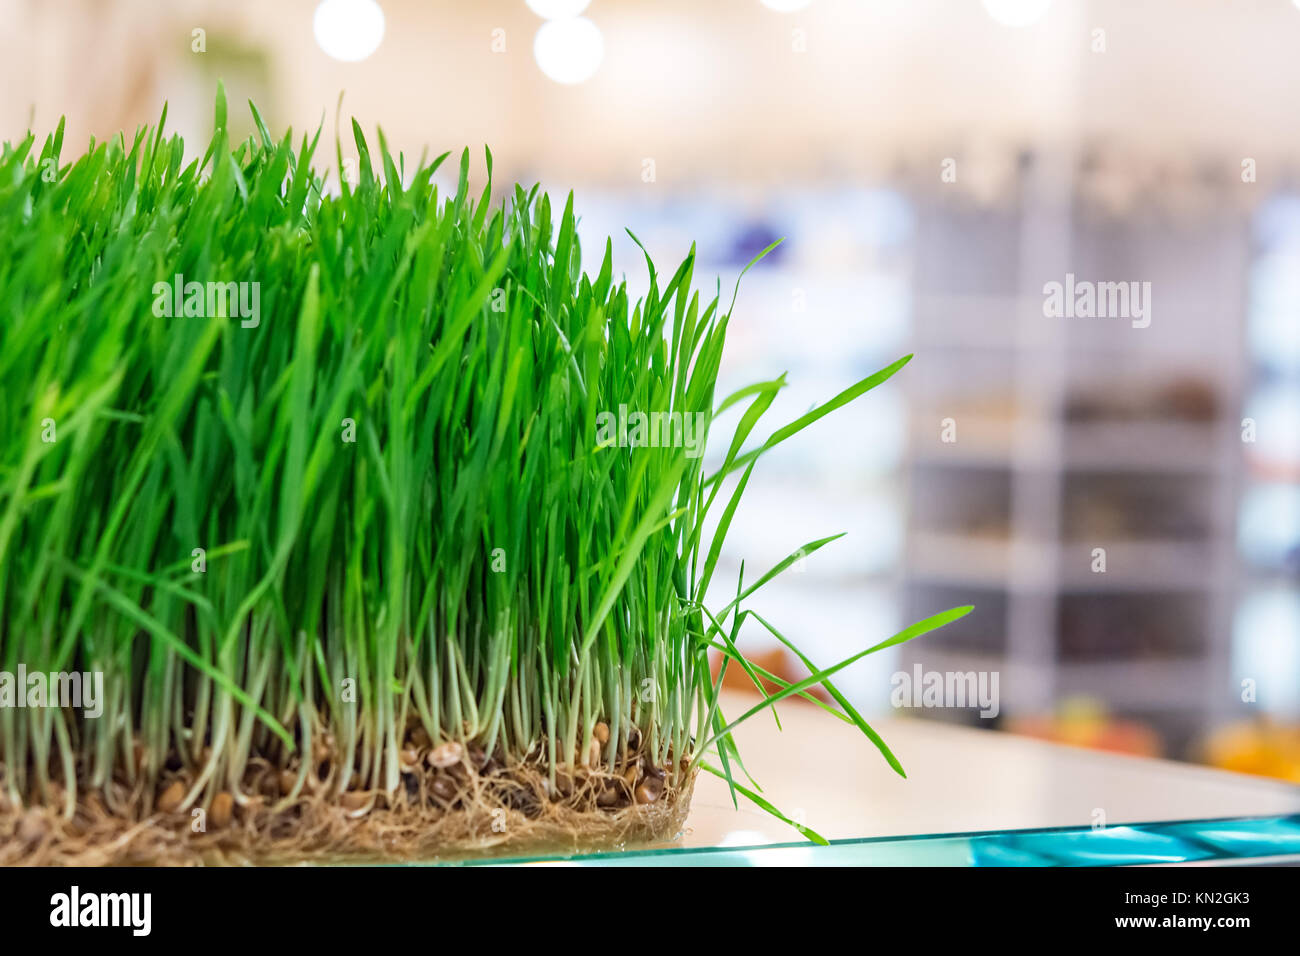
465,815,1300,867
425,697,1300,866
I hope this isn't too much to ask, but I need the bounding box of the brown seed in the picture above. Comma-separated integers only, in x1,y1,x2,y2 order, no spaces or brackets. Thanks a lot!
157,780,186,813
427,741,463,769
622,765,639,787
596,784,620,807
279,770,297,796
399,747,420,771
210,792,234,828
430,776,457,801
554,771,573,797
594,721,610,744
340,791,370,811
635,777,663,805
587,738,602,766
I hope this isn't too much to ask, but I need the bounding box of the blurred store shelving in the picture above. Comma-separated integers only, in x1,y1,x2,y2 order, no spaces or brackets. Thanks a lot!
897,150,1256,760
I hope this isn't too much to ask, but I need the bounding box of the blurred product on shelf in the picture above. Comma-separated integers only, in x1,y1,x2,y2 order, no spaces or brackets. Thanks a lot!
1064,375,1219,423
1062,473,1211,540
1203,719,1300,784
910,465,1012,538
709,648,831,704
1056,594,1206,661
905,585,1007,655
1007,697,1163,758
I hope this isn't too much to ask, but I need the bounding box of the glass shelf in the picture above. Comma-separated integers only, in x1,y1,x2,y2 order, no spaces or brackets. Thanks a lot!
465,814,1300,867
422,696,1300,866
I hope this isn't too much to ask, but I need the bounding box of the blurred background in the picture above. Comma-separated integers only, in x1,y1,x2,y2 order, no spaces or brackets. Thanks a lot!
4,0,1299,781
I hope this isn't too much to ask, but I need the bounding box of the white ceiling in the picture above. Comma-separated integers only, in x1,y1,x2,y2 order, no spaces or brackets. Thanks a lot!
5,0,1300,191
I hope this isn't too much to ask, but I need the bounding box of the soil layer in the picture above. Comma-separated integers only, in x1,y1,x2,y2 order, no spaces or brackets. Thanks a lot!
0,742,694,865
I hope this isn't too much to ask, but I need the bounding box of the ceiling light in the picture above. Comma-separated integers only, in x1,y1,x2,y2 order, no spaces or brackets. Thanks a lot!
314,0,385,63
534,17,605,85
